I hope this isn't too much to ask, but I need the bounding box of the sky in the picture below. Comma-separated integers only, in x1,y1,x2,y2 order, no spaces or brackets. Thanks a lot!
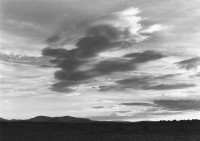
0,0,200,121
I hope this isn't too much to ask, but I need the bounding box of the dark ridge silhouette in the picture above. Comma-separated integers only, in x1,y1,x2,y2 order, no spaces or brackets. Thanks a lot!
28,116,92,123
28,116,53,122
0,117,6,121
0,117,200,141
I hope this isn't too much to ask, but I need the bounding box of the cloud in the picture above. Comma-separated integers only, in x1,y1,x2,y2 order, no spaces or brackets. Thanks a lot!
155,73,181,79
88,109,182,121
46,7,145,46
92,7,146,42
0,52,50,66
195,72,200,77
124,50,166,63
89,99,200,121
120,102,155,106
42,7,169,93
54,70,95,81
154,99,200,111
92,59,135,75
42,48,69,58
175,57,200,70
92,106,106,109
145,83,196,90
50,81,76,93
140,24,169,33
50,50,166,92
99,74,196,91
98,76,151,91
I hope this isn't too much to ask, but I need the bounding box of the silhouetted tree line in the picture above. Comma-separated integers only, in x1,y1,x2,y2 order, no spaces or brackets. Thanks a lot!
0,120,200,141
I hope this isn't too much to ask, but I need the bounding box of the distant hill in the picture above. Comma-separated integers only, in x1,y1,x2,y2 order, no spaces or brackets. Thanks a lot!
28,116,54,122
53,116,92,122
1,116,92,123
0,117,7,121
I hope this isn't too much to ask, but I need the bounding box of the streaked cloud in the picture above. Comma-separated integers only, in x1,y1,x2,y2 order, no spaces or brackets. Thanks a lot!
89,99,200,121
145,83,196,90
120,102,155,107
176,57,200,70
99,74,196,91
154,99,200,111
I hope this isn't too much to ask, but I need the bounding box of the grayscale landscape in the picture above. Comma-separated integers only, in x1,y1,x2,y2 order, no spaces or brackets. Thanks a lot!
0,0,200,140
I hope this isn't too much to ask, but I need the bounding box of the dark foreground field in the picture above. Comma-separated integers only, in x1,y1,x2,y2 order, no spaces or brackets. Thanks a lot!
1,120,200,141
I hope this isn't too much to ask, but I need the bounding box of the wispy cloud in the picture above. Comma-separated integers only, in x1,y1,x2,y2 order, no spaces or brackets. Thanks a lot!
3,19,46,32
89,99,200,121
140,24,169,33
99,74,196,91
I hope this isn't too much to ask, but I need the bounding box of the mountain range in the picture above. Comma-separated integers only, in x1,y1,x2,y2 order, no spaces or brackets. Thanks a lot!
0,116,92,123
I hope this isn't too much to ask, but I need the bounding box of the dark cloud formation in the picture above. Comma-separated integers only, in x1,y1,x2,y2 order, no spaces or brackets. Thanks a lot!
40,5,173,93
93,59,135,75
88,50,165,77
43,48,69,58
43,19,166,92
154,99,200,111
42,24,129,92
117,76,151,85
99,75,196,91
175,57,200,70
98,85,119,92
43,37,110,59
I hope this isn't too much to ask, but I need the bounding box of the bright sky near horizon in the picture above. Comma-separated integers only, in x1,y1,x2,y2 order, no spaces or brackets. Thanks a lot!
0,0,200,121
